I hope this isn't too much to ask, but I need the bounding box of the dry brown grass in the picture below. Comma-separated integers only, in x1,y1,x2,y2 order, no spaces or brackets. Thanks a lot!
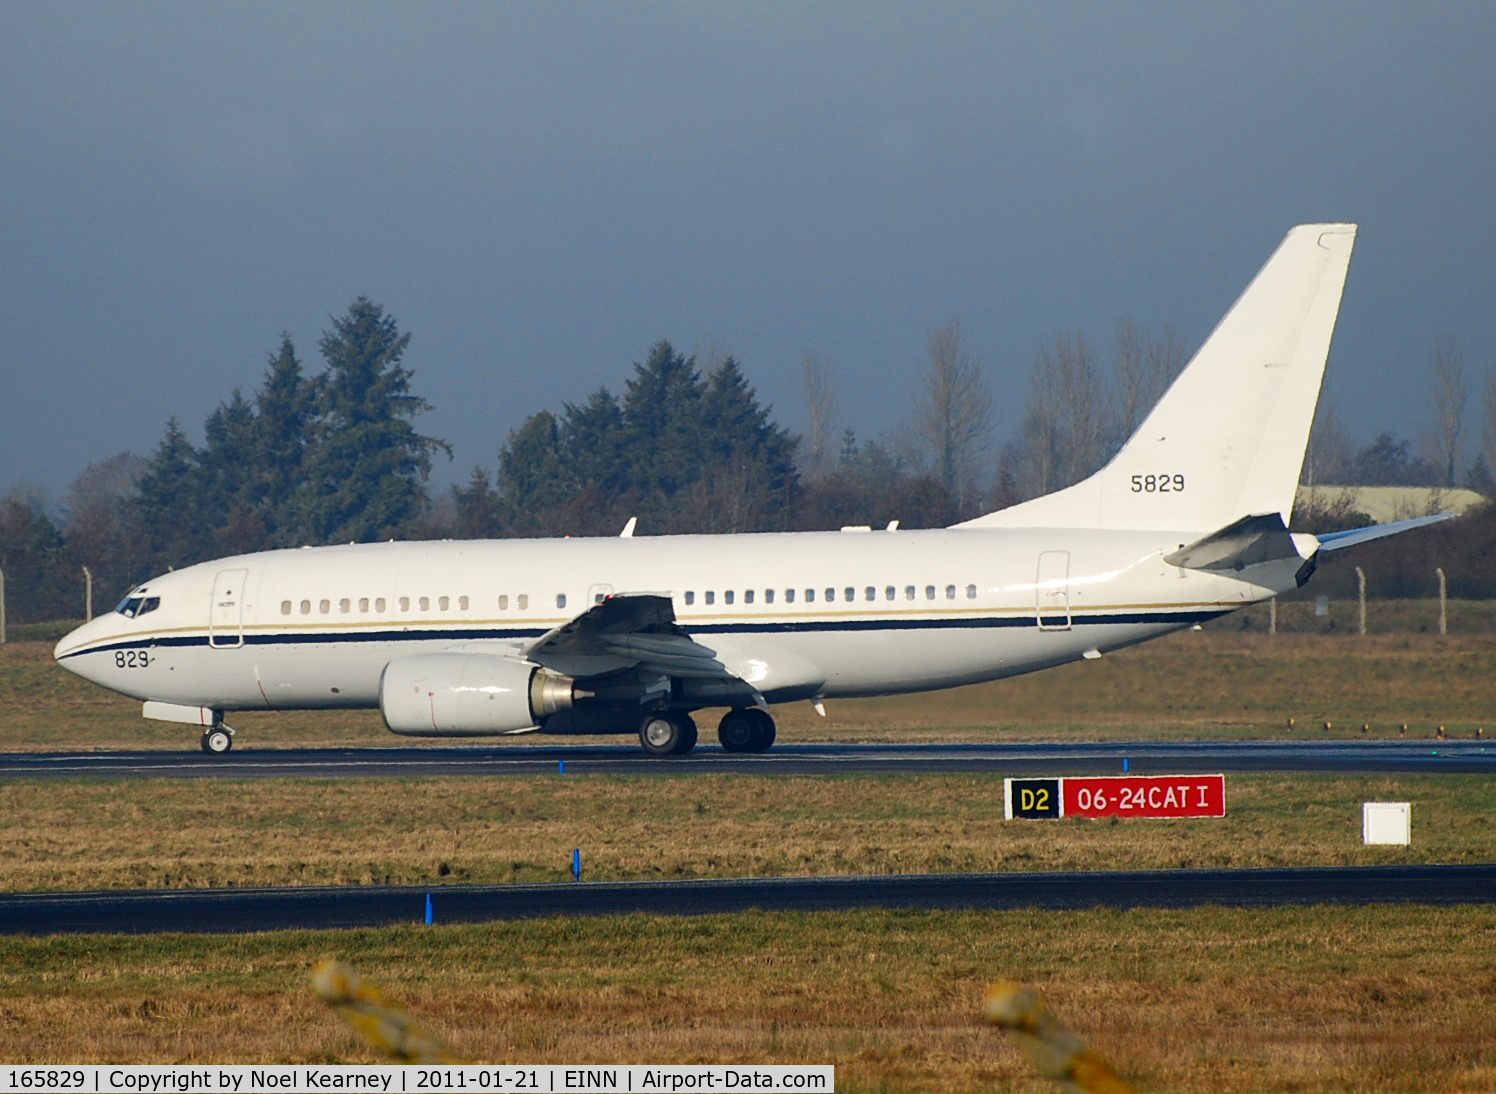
6,627,1496,752
1,906,1493,1091
0,774,1490,893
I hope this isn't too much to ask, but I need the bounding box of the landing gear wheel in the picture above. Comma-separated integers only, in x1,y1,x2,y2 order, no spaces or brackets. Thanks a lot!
639,712,698,756
718,708,776,753
200,727,233,755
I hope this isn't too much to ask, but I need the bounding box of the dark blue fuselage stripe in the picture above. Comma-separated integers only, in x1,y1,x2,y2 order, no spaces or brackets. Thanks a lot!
59,610,1228,659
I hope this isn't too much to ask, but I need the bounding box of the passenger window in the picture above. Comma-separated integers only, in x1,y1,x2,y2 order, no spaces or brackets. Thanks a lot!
319,599,330,615
459,596,469,611
358,598,369,613
439,596,450,611
498,595,509,610
945,585,956,600
281,601,292,616
556,593,567,609
763,589,773,604
518,594,529,609
905,586,915,601
339,598,351,614
300,600,311,615
967,584,978,599
845,587,855,602
925,585,936,600
419,597,430,612
785,589,795,603
725,590,735,605
885,586,896,601
685,591,695,606
399,597,410,612
864,587,875,602
706,591,716,605
375,598,386,612
805,589,815,603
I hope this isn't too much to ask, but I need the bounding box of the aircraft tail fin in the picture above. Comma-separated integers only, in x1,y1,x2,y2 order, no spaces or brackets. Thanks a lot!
957,223,1358,535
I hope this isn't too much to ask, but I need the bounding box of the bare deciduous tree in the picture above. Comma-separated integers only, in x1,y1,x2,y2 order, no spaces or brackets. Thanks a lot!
800,352,838,479
913,317,993,512
1113,320,1190,443
1016,330,1106,497
1482,367,1496,488
1303,396,1354,492
1421,335,1467,487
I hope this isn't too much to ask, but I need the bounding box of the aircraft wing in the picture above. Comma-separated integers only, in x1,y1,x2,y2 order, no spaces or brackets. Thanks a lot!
522,593,731,679
521,592,826,704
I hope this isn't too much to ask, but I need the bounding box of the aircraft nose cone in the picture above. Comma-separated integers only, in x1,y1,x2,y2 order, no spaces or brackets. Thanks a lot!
53,617,113,680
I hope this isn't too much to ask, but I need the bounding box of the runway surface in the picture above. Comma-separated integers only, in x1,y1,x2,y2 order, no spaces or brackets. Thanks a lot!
2,739,1494,778
1,864,1491,936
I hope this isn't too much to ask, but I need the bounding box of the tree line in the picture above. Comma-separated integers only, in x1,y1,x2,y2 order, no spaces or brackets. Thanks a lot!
3,301,1494,625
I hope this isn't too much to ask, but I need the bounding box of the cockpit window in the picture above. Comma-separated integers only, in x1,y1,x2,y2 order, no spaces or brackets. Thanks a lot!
115,595,161,618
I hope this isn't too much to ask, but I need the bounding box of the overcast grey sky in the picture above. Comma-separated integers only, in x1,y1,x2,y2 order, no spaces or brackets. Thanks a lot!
5,2,1494,506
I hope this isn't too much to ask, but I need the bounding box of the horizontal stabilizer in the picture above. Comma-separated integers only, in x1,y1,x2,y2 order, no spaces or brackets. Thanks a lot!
1165,513,1305,571
1314,512,1454,553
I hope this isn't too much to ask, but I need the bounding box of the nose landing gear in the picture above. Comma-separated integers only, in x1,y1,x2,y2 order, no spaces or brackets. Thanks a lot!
200,724,235,755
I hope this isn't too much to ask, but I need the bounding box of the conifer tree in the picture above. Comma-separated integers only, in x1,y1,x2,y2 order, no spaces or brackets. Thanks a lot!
0,493,71,623
497,411,567,534
301,298,449,543
133,417,208,567
200,390,264,553
255,333,315,545
619,341,705,517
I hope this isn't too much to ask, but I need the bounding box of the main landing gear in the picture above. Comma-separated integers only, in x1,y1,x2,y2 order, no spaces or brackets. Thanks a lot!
636,708,778,755
200,724,234,755
638,711,697,756
716,708,776,753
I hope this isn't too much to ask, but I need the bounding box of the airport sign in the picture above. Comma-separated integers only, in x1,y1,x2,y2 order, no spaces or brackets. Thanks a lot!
1005,775,1226,819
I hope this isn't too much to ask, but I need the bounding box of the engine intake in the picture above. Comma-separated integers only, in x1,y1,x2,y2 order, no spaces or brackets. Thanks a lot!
380,652,578,737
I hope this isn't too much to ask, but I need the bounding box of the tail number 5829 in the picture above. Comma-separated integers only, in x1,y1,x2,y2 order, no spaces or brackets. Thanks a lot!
1131,473,1185,493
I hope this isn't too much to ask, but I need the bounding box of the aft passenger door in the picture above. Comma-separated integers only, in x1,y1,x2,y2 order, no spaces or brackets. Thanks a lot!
209,568,248,649
1035,551,1072,631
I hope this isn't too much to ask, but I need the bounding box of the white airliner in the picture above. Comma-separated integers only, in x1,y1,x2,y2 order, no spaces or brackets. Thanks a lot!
54,224,1443,756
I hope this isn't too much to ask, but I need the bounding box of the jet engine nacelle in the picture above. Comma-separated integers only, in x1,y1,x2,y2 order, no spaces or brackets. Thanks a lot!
379,652,578,737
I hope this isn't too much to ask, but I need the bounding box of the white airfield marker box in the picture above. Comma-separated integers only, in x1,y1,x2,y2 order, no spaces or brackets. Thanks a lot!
1362,802,1411,845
